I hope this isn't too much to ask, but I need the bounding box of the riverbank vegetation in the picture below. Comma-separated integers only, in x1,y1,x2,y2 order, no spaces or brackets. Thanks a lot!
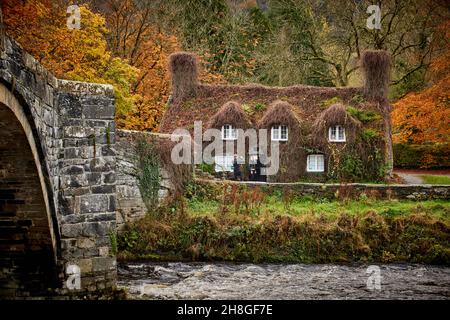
118,184,450,265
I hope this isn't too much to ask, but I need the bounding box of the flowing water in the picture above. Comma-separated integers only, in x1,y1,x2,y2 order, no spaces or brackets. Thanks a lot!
118,262,450,300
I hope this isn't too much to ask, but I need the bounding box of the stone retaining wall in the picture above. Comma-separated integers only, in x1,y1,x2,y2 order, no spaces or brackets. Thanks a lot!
115,130,181,230
196,179,450,200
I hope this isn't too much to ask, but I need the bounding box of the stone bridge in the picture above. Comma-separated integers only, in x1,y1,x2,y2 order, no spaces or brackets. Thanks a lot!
0,36,117,297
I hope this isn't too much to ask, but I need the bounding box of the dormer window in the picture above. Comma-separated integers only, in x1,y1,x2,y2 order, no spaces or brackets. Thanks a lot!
222,124,237,140
328,125,346,142
271,125,288,141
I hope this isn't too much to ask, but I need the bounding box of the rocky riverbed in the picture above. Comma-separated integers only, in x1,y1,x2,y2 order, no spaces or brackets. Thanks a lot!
118,262,450,300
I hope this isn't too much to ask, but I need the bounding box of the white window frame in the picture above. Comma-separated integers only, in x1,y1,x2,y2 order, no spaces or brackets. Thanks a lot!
214,155,234,172
221,124,238,140
328,125,346,142
271,125,288,141
307,154,325,172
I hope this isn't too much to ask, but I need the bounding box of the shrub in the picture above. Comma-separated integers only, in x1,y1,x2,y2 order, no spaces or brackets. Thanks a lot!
393,143,450,169
117,203,450,264
361,50,391,101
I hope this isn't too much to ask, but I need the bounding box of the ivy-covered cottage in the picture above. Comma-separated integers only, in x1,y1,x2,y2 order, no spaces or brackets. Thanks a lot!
159,50,393,183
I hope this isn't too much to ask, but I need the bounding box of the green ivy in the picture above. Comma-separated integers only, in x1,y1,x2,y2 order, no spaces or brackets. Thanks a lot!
135,137,161,210
341,154,364,181
109,231,118,255
362,129,379,142
350,94,366,104
242,103,253,115
254,102,266,111
199,162,215,175
347,106,382,123
321,97,341,108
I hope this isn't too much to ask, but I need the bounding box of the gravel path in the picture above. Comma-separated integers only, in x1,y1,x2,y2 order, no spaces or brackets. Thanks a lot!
395,172,424,184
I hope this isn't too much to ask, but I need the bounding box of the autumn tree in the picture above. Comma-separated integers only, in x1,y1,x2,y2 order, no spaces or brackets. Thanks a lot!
121,31,181,131
93,0,225,131
2,0,139,119
4,0,448,137
88,0,175,130
246,0,449,92
392,21,450,144
167,0,269,83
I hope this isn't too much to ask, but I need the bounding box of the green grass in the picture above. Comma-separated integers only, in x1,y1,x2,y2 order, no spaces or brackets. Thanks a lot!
420,175,450,185
187,197,450,221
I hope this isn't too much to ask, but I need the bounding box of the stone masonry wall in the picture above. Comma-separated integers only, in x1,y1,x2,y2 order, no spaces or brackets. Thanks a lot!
0,36,117,296
0,105,57,297
0,36,60,236
115,130,177,230
0,36,62,297
197,179,450,200
56,80,117,294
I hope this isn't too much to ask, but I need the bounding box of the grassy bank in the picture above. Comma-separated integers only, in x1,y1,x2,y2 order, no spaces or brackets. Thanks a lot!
187,197,450,221
420,175,450,185
117,185,450,264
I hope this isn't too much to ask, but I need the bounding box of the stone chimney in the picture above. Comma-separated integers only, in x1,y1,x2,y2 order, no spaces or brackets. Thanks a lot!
169,52,199,102
361,50,391,102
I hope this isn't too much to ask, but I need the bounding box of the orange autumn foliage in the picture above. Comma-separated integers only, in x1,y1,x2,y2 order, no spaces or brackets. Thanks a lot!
3,0,139,117
121,32,180,131
392,22,450,145
3,0,117,79
2,0,224,132
98,0,226,131
118,30,225,131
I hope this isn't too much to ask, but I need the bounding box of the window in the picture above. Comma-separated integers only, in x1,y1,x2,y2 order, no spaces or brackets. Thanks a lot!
307,154,324,172
271,125,288,141
214,155,234,172
249,146,258,165
222,124,237,140
328,125,346,142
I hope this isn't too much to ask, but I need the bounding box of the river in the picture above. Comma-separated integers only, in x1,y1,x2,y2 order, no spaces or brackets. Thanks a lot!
117,262,450,300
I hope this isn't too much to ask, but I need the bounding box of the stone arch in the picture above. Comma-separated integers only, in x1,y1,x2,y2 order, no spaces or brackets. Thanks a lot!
0,35,118,296
0,83,58,295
